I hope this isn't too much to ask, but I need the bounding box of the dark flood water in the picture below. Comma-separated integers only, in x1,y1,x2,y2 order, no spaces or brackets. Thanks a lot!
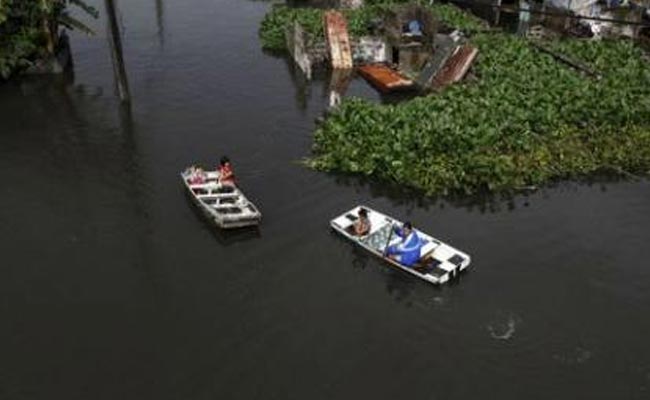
1,1,650,399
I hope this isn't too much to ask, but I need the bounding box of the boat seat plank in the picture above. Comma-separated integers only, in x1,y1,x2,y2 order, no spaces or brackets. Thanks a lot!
182,167,262,229
436,261,458,272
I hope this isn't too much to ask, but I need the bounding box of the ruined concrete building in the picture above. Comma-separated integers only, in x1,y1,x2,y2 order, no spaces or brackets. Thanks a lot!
382,4,437,77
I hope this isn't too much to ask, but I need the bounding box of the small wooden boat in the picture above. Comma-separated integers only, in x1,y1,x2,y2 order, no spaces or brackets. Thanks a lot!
181,167,262,229
357,64,413,93
330,206,471,285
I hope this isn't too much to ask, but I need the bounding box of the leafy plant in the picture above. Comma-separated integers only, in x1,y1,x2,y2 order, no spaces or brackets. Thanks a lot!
310,33,650,194
259,1,650,194
0,0,98,79
259,2,485,52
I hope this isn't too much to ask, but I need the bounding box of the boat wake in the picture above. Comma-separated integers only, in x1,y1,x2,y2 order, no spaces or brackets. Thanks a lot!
488,315,518,341
553,347,593,365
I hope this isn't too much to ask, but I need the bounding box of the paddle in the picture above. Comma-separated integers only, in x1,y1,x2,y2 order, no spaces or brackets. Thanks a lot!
382,220,395,257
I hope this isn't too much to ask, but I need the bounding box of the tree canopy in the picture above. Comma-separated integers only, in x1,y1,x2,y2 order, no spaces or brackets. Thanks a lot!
0,0,98,78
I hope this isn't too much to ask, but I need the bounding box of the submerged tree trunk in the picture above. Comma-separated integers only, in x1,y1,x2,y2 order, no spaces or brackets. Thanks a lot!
105,0,130,103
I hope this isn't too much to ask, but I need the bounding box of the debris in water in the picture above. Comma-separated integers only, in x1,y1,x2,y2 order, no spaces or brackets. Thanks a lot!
357,64,414,93
324,10,353,69
286,21,313,79
353,36,388,64
432,44,478,89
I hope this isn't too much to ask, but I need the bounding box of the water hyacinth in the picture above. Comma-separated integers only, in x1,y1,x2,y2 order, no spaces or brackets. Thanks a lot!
259,2,486,52
260,3,650,195
310,33,650,194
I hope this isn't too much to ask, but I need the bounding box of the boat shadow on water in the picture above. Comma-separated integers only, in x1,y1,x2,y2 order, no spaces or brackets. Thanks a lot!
183,189,262,246
383,264,470,305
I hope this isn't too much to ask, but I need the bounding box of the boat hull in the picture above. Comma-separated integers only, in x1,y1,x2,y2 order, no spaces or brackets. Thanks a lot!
330,205,471,285
181,169,262,229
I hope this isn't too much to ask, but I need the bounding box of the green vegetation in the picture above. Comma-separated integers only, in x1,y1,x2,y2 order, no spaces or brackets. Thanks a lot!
0,0,97,79
260,5,374,52
309,34,650,194
259,2,485,52
259,2,650,194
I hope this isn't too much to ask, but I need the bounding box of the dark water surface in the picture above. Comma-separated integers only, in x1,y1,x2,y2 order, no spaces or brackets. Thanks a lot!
1,1,650,399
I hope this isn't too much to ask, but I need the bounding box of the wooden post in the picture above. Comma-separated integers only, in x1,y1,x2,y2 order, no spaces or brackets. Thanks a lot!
564,0,572,31
633,8,642,40
494,0,502,26
105,0,131,103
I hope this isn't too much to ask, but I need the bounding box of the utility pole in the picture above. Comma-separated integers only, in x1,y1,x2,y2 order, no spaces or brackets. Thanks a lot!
105,0,131,103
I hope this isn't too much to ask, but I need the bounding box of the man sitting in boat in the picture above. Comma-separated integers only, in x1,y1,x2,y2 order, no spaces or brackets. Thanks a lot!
217,156,236,186
353,208,371,236
385,222,423,267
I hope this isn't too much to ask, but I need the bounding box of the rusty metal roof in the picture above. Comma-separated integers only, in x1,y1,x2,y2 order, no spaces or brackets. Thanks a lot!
433,45,478,89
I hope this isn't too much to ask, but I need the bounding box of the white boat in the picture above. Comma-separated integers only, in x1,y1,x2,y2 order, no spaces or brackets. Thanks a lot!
330,205,471,285
181,167,262,229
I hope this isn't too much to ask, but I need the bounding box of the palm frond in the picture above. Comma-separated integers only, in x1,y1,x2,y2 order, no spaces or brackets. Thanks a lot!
57,12,95,35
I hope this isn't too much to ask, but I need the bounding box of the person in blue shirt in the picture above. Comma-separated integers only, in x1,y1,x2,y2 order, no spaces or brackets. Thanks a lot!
385,221,423,267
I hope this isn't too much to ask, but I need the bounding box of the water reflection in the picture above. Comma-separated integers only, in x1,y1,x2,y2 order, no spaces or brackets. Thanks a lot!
105,0,131,103
155,0,165,48
330,173,438,209
328,68,353,108
383,269,418,304
1,72,155,275
210,225,263,246
326,169,643,216
282,55,312,112
278,50,418,109
350,245,370,270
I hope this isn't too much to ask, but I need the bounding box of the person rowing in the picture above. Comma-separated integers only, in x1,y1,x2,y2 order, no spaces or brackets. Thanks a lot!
385,221,423,267
217,156,236,186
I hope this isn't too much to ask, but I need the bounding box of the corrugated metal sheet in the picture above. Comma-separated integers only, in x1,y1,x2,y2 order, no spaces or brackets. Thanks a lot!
432,45,478,89
324,11,353,69
357,64,413,93
415,34,455,88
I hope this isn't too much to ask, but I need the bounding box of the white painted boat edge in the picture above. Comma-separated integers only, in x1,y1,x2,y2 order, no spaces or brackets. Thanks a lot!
330,205,471,285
